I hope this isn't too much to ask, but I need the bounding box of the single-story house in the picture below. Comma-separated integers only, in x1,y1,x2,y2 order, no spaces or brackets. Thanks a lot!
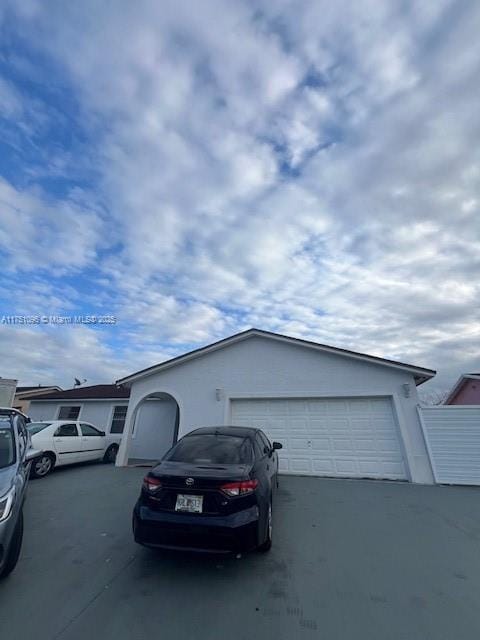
24,384,130,438
115,328,437,484
14,385,63,414
444,373,480,405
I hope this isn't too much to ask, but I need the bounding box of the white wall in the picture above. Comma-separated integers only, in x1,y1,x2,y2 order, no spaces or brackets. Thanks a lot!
27,400,128,433
118,336,434,483
28,401,63,421
129,399,178,460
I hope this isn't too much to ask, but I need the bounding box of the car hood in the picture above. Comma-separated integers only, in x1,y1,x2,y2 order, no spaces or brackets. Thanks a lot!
0,465,16,497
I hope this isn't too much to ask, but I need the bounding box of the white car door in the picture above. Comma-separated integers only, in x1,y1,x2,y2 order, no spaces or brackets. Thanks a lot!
53,422,83,465
79,423,106,461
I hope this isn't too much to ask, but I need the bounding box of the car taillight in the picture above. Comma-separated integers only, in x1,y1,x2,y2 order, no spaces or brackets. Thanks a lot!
143,476,162,492
220,479,258,497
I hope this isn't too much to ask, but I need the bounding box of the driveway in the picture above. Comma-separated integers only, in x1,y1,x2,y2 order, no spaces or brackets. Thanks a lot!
2,465,480,640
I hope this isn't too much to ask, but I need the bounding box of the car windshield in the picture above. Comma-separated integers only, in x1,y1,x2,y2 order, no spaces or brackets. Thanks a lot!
0,415,15,469
165,434,253,465
27,422,52,435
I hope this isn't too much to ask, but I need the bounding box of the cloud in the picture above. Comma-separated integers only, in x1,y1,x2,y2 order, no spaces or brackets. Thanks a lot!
0,178,105,272
0,0,478,395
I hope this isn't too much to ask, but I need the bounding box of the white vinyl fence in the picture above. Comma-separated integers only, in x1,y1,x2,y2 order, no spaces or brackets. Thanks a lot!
418,406,480,485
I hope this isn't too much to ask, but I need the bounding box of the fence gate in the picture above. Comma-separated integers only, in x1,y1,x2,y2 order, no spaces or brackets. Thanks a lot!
418,406,480,485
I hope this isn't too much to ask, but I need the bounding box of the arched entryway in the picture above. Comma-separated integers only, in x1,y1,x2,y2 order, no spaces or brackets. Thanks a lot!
128,392,179,465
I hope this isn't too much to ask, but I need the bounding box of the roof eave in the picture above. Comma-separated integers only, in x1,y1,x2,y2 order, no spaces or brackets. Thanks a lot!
116,329,436,387
28,396,129,402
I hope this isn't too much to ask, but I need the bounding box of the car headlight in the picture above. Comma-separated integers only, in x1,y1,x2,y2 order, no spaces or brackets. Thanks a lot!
0,486,15,522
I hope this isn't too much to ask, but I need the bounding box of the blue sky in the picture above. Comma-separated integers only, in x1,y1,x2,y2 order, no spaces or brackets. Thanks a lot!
0,1,479,398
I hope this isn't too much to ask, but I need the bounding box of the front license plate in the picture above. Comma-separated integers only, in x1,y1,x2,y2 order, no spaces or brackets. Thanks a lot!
175,494,203,513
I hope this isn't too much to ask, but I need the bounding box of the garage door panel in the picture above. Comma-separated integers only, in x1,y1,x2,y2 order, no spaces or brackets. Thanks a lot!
328,418,350,430
268,417,290,429
325,400,349,413
351,418,371,430
312,459,335,474
289,458,312,473
311,438,331,451
307,400,327,413
377,438,400,452
381,461,406,477
268,401,291,414
353,438,376,451
335,459,358,474
290,438,311,451
231,397,407,481
289,418,309,429
332,438,354,452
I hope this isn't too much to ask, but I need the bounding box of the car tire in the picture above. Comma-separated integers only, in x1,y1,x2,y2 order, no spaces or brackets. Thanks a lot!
30,453,55,478
0,509,24,579
103,444,118,464
258,499,272,552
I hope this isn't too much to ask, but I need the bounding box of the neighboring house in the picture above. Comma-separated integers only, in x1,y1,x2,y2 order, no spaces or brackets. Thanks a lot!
0,377,17,406
444,374,480,405
23,384,130,438
14,385,63,414
115,328,437,484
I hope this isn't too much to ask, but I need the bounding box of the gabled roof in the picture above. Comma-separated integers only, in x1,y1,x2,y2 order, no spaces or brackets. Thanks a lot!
116,328,436,386
444,373,480,404
23,384,130,401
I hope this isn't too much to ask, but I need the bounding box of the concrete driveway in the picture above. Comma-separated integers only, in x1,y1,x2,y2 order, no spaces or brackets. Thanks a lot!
2,465,480,640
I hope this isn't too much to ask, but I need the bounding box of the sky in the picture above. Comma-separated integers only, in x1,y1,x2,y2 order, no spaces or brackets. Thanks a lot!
0,0,478,399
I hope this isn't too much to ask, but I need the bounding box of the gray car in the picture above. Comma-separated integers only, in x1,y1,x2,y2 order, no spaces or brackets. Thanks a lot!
0,407,41,579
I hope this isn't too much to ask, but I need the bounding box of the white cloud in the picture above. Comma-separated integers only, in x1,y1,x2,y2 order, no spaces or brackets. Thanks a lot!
0,0,479,394
0,178,105,273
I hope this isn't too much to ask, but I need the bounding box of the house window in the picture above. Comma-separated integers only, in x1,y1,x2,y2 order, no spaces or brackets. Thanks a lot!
110,406,128,434
58,406,81,420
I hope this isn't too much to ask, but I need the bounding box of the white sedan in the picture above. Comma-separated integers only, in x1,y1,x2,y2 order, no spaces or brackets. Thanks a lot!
27,420,120,478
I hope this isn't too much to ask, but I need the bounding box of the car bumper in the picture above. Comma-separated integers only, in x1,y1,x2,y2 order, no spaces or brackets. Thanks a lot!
133,503,260,553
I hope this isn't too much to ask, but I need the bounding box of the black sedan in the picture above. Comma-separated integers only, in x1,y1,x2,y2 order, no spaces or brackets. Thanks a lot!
133,426,282,554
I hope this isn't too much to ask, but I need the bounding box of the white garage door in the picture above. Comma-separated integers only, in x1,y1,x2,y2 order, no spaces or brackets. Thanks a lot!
231,397,408,480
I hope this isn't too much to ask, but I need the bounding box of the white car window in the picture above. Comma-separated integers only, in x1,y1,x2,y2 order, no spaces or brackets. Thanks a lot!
54,423,79,437
80,423,102,436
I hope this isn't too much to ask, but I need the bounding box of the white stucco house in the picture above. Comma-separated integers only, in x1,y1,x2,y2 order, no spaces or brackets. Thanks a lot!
25,385,131,437
116,328,437,484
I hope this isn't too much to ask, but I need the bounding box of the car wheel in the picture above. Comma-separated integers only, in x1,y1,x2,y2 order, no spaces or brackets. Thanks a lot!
0,509,23,579
31,453,55,478
258,499,272,552
103,444,118,464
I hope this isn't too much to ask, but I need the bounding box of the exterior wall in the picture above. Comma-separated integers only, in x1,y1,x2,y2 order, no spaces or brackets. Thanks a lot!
129,399,178,460
28,401,64,421
79,402,127,432
118,336,434,483
27,400,129,434
448,379,480,405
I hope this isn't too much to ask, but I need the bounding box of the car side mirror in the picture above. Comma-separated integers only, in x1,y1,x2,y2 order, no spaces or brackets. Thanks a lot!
100,431,106,436
272,441,283,450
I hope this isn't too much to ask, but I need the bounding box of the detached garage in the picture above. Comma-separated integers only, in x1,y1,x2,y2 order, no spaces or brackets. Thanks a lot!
116,328,436,484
